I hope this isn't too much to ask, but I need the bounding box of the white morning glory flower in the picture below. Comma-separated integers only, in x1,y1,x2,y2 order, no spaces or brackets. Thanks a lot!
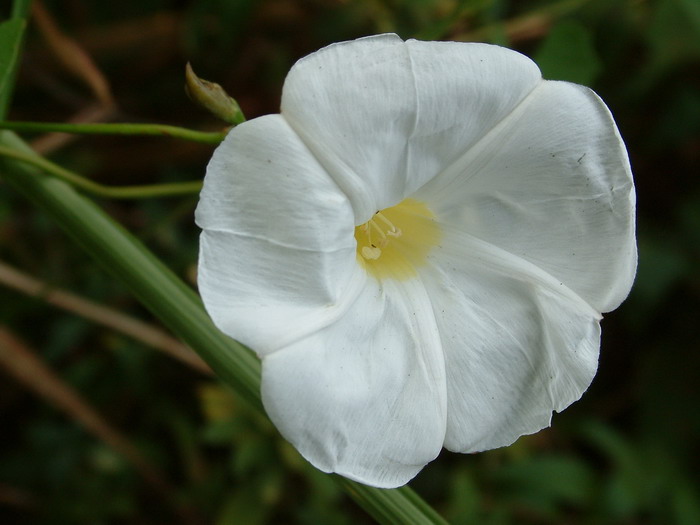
195,34,636,488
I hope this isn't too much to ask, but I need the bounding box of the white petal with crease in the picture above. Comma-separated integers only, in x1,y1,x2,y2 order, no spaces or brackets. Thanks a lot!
420,229,600,452
281,35,542,222
196,114,357,354
416,81,636,313
195,34,638,488
261,276,447,488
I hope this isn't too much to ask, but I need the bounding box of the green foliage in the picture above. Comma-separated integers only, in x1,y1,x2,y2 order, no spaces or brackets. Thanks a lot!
534,19,601,85
494,454,596,514
0,18,25,118
0,0,30,117
647,0,700,69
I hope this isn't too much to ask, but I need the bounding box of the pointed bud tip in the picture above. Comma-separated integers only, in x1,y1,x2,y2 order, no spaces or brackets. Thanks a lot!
185,63,245,125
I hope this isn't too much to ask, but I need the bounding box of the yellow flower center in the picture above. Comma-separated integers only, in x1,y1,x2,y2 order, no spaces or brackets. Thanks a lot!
354,198,442,280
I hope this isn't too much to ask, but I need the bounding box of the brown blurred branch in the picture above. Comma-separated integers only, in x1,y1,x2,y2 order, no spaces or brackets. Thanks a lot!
0,327,170,498
31,1,115,108
28,1,120,154
0,260,212,375
0,483,36,511
77,11,181,56
454,0,589,43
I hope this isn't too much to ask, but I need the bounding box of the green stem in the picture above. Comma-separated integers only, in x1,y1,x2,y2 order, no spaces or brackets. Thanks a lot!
0,130,262,408
337,478,449,525
0,131,450,525
0,121,227,144
11,0,32,19
0,0,31,118
0,145,202,199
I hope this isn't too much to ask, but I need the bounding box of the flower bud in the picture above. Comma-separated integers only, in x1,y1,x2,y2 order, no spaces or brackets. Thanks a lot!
185,62,245,125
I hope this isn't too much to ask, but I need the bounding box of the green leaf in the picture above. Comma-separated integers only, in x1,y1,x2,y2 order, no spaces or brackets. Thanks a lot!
648,0,700,68
0,0,31,118
625,232,689,324
495,454,595,514
534,19,601,86
0,17,27,118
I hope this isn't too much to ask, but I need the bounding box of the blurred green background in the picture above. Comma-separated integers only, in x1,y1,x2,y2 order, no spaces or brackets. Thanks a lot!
1,0,699,523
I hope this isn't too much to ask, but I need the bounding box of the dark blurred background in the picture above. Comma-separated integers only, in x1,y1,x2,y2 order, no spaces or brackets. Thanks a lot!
1,0,699,523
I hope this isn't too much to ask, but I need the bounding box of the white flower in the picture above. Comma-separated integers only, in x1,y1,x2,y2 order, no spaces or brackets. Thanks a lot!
195,34,636,488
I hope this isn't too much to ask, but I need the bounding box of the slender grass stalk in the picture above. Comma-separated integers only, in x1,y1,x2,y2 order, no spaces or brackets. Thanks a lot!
1,131,261,407
0,0,31,117
0,145,202,198
337,477,449,525
0,130,449,525
11,0,32,18
0,121,227,144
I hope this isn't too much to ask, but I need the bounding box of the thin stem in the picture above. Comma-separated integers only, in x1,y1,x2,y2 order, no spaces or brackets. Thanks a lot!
336,477,449,525
0,145,202,199
0,121,227,144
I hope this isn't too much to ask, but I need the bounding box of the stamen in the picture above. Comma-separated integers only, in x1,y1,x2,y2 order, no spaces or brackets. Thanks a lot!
353,198,441,279
361,246,382,259
369,219,387,245
375,212,401,237
358,210,405,260
362,222,376,252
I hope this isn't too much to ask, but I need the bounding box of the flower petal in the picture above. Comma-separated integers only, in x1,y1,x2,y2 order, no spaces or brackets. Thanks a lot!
260,277,446,488
421,229,600,452
281,35,542,222
416,80,636,313
195,114,358,354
